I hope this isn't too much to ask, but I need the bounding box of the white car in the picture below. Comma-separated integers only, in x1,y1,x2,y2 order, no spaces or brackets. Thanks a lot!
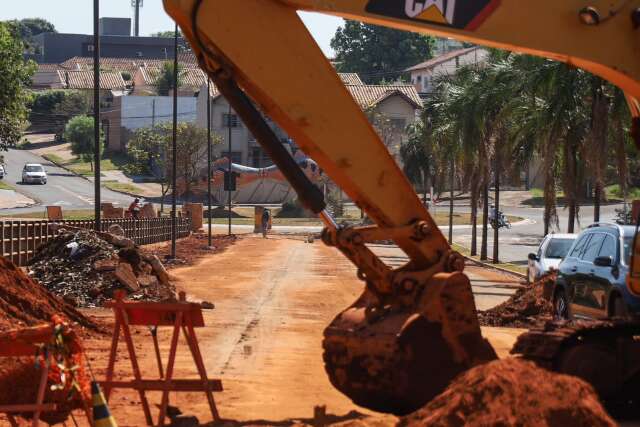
22,163,47,185
527,233,577,283
0,165,5,179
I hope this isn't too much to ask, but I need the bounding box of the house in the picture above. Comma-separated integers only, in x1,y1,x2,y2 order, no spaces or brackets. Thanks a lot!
132,66,207,96
31,64,67,90
344,83,423,159
195,82,293,167
406,46,489,94
56,70,127,106
102,95,198,152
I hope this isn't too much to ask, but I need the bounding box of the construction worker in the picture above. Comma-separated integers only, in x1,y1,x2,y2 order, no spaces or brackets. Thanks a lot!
261,208,271,238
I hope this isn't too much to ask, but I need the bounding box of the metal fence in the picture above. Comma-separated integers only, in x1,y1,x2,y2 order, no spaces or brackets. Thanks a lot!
0,217,191,267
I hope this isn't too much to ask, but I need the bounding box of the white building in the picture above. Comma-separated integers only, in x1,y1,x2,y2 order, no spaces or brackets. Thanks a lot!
406,46,489,94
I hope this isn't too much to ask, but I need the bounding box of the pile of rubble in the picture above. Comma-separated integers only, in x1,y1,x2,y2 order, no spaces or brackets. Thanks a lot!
399,358,615,427
0,256,95,331
477,273,556,328
28,226,174,308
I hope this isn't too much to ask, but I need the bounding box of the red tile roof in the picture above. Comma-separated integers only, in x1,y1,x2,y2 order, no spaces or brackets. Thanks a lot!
57,70,126,90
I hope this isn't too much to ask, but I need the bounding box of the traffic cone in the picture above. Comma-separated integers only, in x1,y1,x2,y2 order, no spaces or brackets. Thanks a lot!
91,381,118,427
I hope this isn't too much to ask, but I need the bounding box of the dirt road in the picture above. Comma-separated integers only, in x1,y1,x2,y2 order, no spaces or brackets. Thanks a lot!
82,236,524,426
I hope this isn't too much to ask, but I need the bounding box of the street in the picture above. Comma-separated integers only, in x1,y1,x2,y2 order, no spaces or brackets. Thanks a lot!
1,148,135,215
83,235,523,425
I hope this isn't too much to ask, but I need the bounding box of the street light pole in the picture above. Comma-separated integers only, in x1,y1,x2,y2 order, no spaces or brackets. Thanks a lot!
170,23,178,259
207,78,212,246
227,104,232,236
93,0,101,231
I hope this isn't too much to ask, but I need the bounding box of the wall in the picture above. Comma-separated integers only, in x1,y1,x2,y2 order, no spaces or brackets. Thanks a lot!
370,96,419,167
410,48,489,93
33,33,180,63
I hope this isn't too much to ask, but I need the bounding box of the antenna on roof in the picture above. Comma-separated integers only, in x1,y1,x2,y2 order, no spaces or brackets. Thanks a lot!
131,0,143,37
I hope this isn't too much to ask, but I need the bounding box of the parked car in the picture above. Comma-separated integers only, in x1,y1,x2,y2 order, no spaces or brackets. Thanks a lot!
553,223,638,320
0,165,5,179
21,163,47,185
528,233,577,283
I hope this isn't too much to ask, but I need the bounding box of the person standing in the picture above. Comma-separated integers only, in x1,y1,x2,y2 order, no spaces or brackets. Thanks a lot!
261,208,271,238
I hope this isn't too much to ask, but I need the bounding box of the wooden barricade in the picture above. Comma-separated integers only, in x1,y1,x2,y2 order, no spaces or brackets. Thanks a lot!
45,206,63,221
101,292,222,426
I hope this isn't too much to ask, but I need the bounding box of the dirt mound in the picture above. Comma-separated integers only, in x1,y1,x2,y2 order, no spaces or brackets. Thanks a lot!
0,257,95,331
478,273,556,328
28,228,175,307
141,233,237,268
399,358,615,427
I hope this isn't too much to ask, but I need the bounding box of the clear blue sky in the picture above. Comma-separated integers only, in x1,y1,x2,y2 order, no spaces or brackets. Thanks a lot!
0,0,343,57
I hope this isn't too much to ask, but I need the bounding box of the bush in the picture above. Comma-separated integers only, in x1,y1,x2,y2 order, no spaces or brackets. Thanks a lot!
64,116,103,170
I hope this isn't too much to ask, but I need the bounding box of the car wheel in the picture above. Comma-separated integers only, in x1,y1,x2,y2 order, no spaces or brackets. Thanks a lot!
611,295,629,319
554,289,570,320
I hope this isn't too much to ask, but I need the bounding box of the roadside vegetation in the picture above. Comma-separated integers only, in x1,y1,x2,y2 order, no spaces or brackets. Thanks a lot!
400,50,640,259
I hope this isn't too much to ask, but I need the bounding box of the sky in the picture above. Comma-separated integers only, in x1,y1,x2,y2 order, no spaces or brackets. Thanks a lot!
0,0,343,57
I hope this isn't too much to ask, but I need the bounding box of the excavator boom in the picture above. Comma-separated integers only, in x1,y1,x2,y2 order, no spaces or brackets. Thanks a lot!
163,0,640,414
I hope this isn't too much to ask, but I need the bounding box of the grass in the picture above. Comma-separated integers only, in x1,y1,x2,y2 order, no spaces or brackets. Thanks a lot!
605,184,640,200
43,153,127,176
103,181,145,195
1,209,95,220
0,180,14,191
452,242,528,275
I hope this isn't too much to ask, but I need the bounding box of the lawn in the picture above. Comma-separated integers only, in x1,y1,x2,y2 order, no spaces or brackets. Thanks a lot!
43,153,128,177
1,209,95,220
0,180,14,191
605,184,640,200
104,181,145,194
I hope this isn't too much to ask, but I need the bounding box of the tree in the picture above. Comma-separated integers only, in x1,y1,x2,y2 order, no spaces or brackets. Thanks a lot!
153,62,184,96
0,22,35,150
64,116,103,171
127,122,218,209
6,18,55,53
330,20,435,84
29,90,90,134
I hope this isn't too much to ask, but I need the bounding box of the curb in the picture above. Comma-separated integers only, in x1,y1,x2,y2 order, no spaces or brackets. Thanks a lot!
42,155,91,182
463,255,527,280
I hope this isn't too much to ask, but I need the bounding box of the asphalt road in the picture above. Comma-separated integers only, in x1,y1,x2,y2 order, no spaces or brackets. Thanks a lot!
1,148,135,215
444,203,625,265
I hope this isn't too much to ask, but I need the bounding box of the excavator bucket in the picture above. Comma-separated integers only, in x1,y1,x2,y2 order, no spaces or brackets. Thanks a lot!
323,271,497,415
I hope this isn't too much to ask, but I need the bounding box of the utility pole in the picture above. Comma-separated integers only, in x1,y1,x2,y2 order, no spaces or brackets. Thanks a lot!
448,158,454,245
132,0,142,36
93,0,101,231
493,150,500,264
227,104,232,236
207,78,212,247
170,23,178,259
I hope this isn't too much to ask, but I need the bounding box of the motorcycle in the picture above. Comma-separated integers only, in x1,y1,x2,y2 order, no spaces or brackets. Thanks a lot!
490,211,511,230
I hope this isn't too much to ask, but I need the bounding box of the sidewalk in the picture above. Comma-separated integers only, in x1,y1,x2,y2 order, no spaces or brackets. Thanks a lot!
0,189,35,209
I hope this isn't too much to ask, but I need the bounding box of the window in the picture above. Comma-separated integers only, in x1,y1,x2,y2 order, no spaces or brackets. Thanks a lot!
221,151,242,164
624,236,634,265
222,113,240,128
416,75,422,82
598,235,617,260
582,234,605,263
545,238,575,259
87,44,94,52
569,235,590,258
390,118,406,131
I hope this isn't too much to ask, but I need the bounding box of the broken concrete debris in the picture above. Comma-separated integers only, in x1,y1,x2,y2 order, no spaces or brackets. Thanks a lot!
28,228,175,307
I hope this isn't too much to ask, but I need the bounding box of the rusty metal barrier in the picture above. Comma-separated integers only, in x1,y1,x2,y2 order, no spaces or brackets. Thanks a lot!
0,218,191,267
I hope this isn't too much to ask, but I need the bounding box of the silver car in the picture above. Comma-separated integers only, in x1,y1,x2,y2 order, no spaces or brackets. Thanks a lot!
22,163,47,185
528,233,577,283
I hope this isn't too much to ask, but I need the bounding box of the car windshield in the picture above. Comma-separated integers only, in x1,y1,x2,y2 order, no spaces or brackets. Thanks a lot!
545,238,575,259
624,236,635,265
25,165,43,172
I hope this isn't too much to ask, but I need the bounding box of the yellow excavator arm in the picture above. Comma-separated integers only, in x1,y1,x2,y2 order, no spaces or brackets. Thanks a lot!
163,0,640,415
